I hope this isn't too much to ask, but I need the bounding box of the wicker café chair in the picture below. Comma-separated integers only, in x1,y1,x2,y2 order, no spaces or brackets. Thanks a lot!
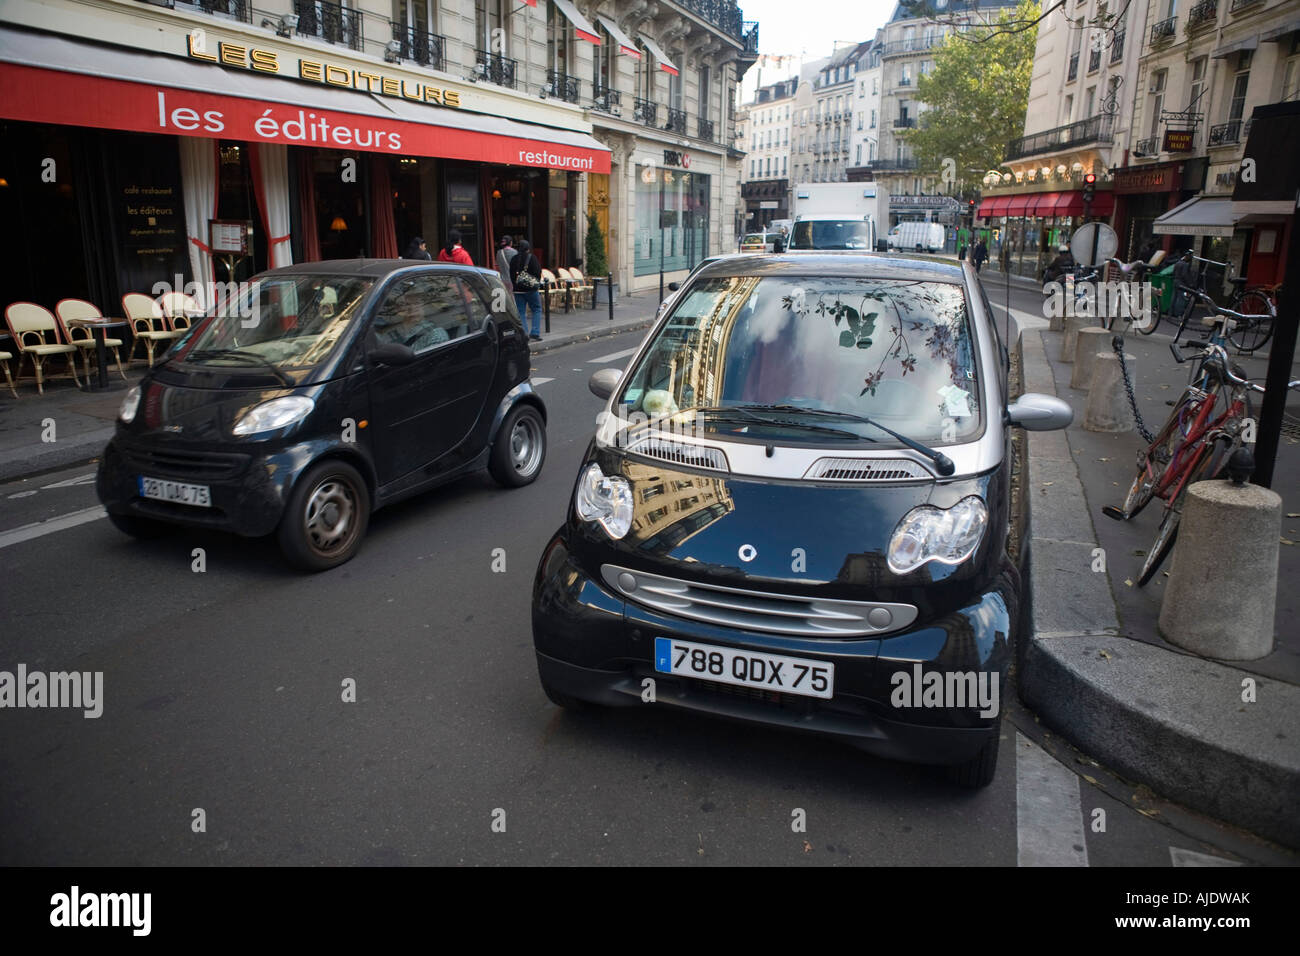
539,269,568,312
0,349,16,398
122,293,183,366
158,291,204,334
55,298,128,382
563,267,595,308
4,302,82,395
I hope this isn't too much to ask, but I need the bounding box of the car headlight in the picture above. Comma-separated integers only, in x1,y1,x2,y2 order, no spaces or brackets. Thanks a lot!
887,496,988,575
574,463,633,539
232,395,315,437
119,384,142,423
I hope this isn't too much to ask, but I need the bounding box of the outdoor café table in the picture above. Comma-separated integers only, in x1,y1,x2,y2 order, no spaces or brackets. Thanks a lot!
66,317,129,391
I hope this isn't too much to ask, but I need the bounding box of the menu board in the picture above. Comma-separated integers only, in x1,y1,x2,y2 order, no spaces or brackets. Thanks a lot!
121,184,183,259
210,220,251,255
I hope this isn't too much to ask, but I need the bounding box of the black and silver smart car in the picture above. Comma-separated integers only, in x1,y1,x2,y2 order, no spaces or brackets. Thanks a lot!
97,260,545,571
531,254,1070,786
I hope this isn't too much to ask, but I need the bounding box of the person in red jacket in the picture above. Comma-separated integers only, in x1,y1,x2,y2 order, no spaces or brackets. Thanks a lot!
437,230,473,265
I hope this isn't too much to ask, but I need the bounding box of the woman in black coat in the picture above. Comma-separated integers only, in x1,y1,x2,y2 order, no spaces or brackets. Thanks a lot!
509,239,544,340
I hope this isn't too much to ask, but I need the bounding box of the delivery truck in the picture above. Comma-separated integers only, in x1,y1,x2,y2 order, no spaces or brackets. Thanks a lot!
789,182,889,253
887,221,947,253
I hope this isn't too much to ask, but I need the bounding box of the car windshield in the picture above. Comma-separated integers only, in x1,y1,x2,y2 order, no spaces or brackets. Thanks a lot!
173,274,373,371
790,220,871,250
618,275,981,446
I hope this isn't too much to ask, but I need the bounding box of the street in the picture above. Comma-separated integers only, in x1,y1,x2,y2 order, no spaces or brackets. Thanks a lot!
1,317,1294,867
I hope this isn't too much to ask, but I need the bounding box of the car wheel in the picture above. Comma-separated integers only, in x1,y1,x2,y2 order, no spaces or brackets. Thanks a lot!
489,404,546,487
277,459,370,572
108,513,172,539
947,730,1000,788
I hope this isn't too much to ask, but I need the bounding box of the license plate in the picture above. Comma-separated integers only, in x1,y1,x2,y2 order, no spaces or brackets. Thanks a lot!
137,475,211,508
654,637,834,699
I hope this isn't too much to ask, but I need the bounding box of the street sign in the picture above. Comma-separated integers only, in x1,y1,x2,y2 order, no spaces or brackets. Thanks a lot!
1070,222,1117,266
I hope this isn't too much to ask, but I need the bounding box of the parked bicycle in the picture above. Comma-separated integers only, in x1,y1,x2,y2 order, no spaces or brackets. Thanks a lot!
1152,250,1275,350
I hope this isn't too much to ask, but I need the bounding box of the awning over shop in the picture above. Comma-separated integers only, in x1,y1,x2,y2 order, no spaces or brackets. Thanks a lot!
1004,194,1032,216
0,27,611,174
1154,196,1236,236
552,0,601,45
1261,19,1300,42
976,195,1010,217
597,16,641,56
1052,189,1113,217
1026,192,1060,215
638,34,680,76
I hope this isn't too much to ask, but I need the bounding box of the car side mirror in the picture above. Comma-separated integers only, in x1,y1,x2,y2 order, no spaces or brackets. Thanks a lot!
1006,393,1072,431
589,367,621,400
371,341,416,366
667,282,680,292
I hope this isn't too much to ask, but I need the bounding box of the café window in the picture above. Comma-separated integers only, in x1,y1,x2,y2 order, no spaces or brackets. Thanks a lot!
634,164,711,276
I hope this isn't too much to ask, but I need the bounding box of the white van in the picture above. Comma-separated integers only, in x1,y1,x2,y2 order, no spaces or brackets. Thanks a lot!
888,221,946,253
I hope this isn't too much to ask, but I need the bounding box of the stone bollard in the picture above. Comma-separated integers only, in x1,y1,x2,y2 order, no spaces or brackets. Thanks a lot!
1071,327,1110,389
1083,351,1135,432
1048,311,1064,333
1059,315,1081,363
1159,481,1281,659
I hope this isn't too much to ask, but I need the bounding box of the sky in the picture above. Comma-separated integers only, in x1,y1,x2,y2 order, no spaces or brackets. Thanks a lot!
736,0,900,97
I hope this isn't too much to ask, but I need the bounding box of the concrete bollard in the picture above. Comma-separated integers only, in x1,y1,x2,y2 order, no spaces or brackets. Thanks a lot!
1159,481,1281,659
1048,311,1064,333
1059,315,1081,363
1071,327,1110,389
1083,351,1135,432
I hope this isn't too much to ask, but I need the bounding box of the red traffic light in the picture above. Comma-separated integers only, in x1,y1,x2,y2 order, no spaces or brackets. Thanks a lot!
1083,173,1097,184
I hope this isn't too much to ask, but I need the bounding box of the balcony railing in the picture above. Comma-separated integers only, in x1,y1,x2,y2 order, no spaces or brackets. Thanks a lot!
894,117,916,128
1187,0,1218,30
475,50,516,88
698,116,715,141
1068,53,1079,80
1150,16,1177,43
1208,120,1242,145
881,35,942,56
169,0,251,20
664,107,687,134
896,75,912,87
742,20,759,54
294,0,362,51
633,98,658,126
390,24,445,71
1005,113,1114,160
672,0,745,40
1088,48,1101,72
869,158,918,171
1110,29,1125,63
1229,0,1262,11
592,83,621,113
545,70,580,104
1133,136,1159,157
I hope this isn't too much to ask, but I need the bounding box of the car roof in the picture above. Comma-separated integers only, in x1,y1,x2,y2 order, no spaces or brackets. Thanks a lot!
694,253,967,283
258,259,500,280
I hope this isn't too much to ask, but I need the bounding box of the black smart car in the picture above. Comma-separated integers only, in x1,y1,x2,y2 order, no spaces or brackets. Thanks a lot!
98,260,545,571
531,254,1071,786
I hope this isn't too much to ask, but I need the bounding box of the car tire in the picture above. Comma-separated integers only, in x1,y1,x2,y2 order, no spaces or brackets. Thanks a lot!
489,404,546,487
947,730,1000,789
108,513,172,539
540,677,590,712
276,459,370,572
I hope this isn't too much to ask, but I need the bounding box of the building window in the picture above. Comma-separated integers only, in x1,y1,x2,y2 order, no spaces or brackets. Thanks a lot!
699,67,711,120
475,0,508,56
1228,51,1252,121
856,143,862,164
634,166,710,276
1149,70,1165,137
782,156,787,176
1284,45,1300,102
870,108,876,128
1085,85,1095,116
1063,93,1074,126
546,1,572,76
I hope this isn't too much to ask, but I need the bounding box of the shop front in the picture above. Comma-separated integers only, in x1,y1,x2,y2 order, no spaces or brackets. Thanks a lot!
976,187,1112,279
1110,161,1190,262
0,24,608,311
630,147,717,286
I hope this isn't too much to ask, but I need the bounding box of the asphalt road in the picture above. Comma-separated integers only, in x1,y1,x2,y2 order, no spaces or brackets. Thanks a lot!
0,325,1293,866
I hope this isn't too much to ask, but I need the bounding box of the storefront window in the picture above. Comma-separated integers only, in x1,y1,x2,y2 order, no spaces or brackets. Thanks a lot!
634,164,710,276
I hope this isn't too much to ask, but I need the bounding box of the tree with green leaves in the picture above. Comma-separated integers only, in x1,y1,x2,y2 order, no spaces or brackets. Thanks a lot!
584,211,609,278
901,0,1040,187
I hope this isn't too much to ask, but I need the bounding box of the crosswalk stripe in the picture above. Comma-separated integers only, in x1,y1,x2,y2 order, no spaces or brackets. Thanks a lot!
531,377,554,385
588,347,636,364
1016,732,1089,867
0,506,107,550
1170,847,1243,867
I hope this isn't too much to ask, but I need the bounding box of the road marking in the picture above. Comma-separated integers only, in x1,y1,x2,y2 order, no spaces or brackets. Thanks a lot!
0,506,107,550
1016,732,1089,866
588,347,636,364
996,305,1049,332
41,472,97,489
1170,847,1243,867
8,491,38,499
532,377,554,385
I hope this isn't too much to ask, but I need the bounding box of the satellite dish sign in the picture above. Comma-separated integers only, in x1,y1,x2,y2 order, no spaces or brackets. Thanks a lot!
1070,222,1118,267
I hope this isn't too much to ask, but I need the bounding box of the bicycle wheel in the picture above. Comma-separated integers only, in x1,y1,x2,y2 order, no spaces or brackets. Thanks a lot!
1120,403,1189,519
1133,300,1160,336
1136,437,1230,586
1227,289,1275,352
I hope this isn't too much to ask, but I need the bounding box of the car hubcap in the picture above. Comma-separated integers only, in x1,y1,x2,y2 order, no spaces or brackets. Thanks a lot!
304,477,357,556
510,417,542,476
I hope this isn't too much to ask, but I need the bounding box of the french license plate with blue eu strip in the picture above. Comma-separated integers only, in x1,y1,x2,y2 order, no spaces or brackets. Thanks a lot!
137,476,211,508
654,637,834,699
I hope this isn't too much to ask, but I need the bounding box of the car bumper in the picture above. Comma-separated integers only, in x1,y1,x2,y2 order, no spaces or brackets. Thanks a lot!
96,437,321,537
532,534,1016,766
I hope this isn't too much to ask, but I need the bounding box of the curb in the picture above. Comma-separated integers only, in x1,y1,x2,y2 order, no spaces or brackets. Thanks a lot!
0,428,113,484
1017,324,1300,849
530,316,654,355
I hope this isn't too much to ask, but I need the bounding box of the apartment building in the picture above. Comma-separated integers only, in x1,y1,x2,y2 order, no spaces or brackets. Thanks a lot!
808,41,863,182
738,75,797,230
847,37,883,178
0,0,757,306
787,55,828,193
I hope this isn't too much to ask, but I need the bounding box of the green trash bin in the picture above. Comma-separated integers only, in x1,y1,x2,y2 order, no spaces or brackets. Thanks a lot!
1150,264,1176,314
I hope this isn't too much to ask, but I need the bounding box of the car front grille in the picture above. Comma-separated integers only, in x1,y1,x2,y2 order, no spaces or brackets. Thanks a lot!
624,437,729,472
118,443,251,481
602,564,917,638
803,457,930,481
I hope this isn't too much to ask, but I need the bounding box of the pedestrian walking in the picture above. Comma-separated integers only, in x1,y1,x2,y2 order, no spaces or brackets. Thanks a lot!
972,238,988,274
437,230,473,265
509,239,544,340
496,235,515,291
958,242,967,261
403,236,432,260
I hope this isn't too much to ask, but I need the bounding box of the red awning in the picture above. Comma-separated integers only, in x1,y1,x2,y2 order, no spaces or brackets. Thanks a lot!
977,195,1011,217
0,61,611,175
1054,190,1114,217
1003,194,1033,216
1028,192,1061,215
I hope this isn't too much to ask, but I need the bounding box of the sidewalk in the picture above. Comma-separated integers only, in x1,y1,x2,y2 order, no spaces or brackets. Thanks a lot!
0,290,662,483
988,273,1300,849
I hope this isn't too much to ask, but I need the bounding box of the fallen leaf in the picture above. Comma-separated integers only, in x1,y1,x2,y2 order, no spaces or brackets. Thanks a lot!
1098,457,1110,462
1287,513,1300,519
803,841,813,854
1282,539,1295,546
1043,481,1054,487
1136,807,1160,819
1124,578,1133,587
1083,774,1099,786
1099,649,1112,660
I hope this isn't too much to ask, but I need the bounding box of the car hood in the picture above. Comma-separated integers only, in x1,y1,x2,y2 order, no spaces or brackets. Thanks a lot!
572,446,1008,619
119,374,303,445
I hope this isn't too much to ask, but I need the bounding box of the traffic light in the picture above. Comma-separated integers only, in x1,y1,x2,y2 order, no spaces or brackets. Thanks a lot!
1082,172,1097,205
